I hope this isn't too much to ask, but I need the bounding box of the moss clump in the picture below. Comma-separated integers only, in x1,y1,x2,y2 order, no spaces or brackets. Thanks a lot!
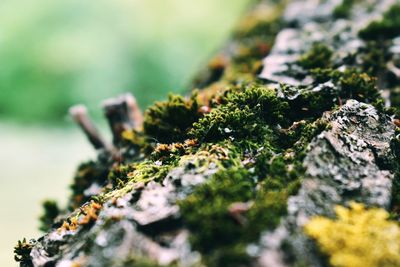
359,41,388,76
39,200,60,232
108,160,172,189
281,84,337,121
190,84,289,141
179,168,255,251
333,0,356,19
69,161,110,209
298,43,333,70
390,128,400,220
310,68,382,107
144,94,201,143
178,166,296,266
305,202,400,267
14,238,35,267
359,4,400,40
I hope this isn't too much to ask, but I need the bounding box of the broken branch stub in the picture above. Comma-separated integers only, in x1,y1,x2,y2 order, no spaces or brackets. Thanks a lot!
69,105,108,150
102,93,143,145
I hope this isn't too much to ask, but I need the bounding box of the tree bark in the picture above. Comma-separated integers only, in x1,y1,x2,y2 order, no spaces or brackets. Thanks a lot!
15,0,400,266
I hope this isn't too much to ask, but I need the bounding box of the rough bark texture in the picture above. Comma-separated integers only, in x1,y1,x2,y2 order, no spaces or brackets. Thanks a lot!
15,0,400,267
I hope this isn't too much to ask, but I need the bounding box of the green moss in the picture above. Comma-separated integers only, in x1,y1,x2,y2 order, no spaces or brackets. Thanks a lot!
14,238,35,267
39,200,60,232
190,84,289,141
179,168,255,252
333,0,356,18
144,93,201,143
281,84,337,121
390,128,400,220
109,160,173,188
122,256,176,267
359,41,388,76
69,161,110,209
310,68,382,108
179,138,304,266
359,4,400,40
298,43,333,70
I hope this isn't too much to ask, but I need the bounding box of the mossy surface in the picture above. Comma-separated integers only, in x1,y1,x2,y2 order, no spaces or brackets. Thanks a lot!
298,43,333,70
359,4,400,40
18,0,400,266
39,200,60,232
333,0,356,18
144,94,201,144
14,238,35,267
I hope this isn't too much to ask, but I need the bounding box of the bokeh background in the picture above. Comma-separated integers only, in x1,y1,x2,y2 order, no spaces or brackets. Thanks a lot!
0,0,250,265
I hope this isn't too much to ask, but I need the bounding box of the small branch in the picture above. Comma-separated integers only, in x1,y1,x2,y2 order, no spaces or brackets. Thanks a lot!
69,105,108,150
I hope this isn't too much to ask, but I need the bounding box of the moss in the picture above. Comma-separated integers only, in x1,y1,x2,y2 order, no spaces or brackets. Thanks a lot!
39,200,60,232
192,1,285,93
121,129,154,156
143,93,201,143
69,161,110,209
305,202,400,267
179,148,303,266
109,160,172,188
359,4,400,40
122,256,175,267
14,238,35,267
333,0,356,18
390,128,400,220
281,84,337,121
298,43,333,70
179,168,255,252
190,84,289,142
359,41,388,76
310,68,382,108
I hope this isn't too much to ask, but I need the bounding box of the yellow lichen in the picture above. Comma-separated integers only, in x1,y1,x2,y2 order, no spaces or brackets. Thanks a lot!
304,202,400,267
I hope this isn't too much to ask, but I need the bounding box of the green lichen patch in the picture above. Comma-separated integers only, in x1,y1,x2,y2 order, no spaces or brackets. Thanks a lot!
359,4,400,40
305,202,400,267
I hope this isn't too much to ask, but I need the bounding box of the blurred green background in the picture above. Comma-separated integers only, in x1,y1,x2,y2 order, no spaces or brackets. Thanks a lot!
0,0,250,124
0,0,250,265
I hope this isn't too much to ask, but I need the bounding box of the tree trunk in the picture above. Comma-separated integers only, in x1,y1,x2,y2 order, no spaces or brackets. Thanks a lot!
15,0,400,266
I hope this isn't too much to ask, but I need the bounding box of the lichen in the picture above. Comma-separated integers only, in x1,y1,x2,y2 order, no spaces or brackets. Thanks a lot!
305,202,400,267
